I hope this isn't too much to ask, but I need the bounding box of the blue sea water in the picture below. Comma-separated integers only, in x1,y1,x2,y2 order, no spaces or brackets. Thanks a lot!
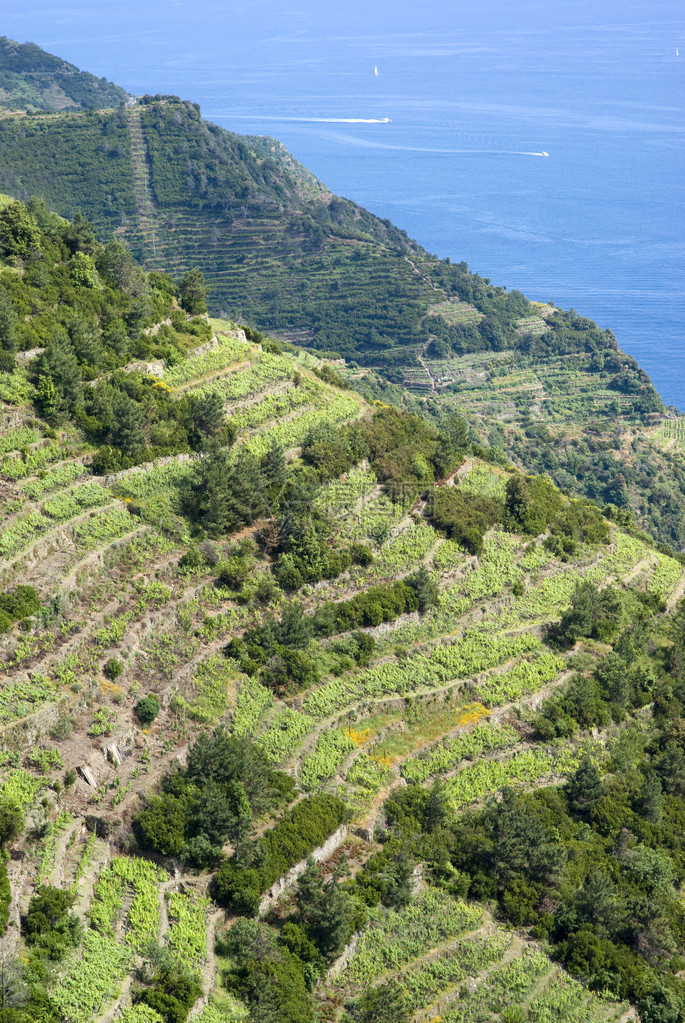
5,0,685,406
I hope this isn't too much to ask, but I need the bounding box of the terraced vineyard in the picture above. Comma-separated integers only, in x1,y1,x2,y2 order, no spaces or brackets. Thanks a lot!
3,352,682,1013
330,888,629,1023
0,211,681,1022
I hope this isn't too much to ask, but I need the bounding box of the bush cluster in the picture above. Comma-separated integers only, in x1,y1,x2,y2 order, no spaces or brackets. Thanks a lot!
135,730,294,869
212,793,349,916
0,584,41,631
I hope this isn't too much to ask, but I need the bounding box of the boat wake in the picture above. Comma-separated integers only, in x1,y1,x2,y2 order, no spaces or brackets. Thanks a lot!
316,133,550,156
208,114,391,124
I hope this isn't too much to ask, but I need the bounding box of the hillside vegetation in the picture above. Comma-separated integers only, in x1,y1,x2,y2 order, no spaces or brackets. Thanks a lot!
0,199,683,1023
0,76,684,548
0,37,129,112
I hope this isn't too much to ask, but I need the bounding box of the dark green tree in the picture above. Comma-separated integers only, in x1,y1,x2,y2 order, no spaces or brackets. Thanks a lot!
182,390,225,447
109,391,145,456
135,694,161,725
0,285,18,353
407,565,439,614
182,445,267,535
296,859,357,959
0,201,41,258
554,581,623,646
96,238,145,294
425,778,450,833
432,413,469,478
0,799,24,846
137,963,201,1023
565,754,605,819
61,212,98,255
35,337,83,415
179,268,208,314
486,787,565,884
135,793,190,857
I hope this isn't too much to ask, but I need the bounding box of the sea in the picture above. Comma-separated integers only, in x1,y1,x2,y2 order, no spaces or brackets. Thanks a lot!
6,0,685,407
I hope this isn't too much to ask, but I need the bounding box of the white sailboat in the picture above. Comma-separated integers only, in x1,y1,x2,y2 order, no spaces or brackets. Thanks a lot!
374,65,379,77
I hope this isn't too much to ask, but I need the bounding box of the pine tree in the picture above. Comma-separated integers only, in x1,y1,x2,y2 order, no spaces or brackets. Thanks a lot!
355,980,411,1023
425,778,450,832
35,374,58,421
407,565,439,614
635,770,664,823
0,285,17,352
179,268,208,314
295,859,355,958
110,391,145,456
565,754,604,819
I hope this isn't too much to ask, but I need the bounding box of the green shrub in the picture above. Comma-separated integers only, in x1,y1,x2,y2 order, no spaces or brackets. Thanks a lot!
0,857,10,935
103,657,123,681
427,488,502,555
22,885,81,961
0,584,40,621
136,694,161,726
212,793,349,914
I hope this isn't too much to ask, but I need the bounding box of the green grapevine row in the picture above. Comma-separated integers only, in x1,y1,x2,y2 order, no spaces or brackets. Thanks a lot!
299,728,356,790
20,459,88,499
181,350,291,401
232,678,274,736
256,707,314,764
162,335,252,386
343,889,483,987
243,393,362,458
401,722,520,784
166,891,210,968
303,632,541,718
345,751,393,793
444,744,586,813
51,930,131,1023
474,652,563,706
458,461,507,499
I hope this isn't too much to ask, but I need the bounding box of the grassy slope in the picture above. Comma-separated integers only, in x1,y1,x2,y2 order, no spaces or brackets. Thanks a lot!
0,318,680,1020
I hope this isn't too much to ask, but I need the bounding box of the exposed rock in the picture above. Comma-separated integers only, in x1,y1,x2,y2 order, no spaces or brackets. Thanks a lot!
104,743,121,766
78,765,98,788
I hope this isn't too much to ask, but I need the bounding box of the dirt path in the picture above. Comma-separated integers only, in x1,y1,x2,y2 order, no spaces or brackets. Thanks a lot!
200,909,223,1002
403,255,449,299
49,823,79,889
667,570,685,612
127,107,160,266
72,839,110,922
418,342,437,394
170,357,252,394
622,554,656,586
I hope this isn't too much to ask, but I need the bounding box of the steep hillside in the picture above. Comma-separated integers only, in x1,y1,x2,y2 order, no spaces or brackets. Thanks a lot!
0,37,129,111
0,95,651,377
0,200,685,1023
350,303,685,548
1,88,684,547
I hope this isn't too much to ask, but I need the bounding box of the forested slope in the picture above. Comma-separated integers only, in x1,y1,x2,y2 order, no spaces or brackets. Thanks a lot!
0,36,129,112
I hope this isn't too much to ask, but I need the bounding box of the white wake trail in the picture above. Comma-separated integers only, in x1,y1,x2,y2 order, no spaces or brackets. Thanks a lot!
208,114,391,124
